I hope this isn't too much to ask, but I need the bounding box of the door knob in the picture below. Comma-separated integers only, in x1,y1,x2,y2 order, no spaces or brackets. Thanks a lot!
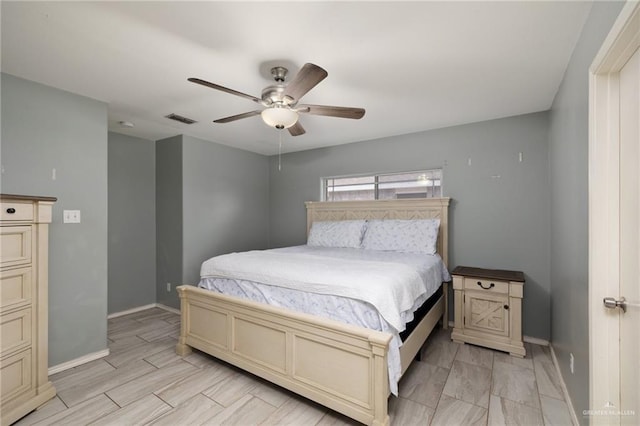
603,297,627,313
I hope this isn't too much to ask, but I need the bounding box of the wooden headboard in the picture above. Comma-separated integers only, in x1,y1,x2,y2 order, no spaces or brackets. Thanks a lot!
305,198,451,267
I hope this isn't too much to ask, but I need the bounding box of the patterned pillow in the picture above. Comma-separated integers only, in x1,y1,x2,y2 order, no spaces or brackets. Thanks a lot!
307,220,367,248
362,219,440,254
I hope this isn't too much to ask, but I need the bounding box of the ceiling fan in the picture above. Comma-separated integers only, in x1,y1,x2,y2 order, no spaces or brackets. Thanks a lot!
188,63,365,137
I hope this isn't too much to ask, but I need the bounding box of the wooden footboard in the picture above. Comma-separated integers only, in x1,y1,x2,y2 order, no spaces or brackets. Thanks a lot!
176,285,393,426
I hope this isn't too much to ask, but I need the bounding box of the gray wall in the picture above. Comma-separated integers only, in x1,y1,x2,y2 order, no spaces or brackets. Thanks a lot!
108,132,156,313
270,112,551,340
1,73,109,366
156,135,270,309
182,135,270,288
156,136,184,308
548,2,624,422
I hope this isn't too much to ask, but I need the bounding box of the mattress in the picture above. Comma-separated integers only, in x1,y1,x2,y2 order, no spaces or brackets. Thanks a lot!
198,245,451,394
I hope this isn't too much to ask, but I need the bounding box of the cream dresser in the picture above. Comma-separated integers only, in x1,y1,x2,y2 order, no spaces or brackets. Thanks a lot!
451,266,526,357
1,194,56,426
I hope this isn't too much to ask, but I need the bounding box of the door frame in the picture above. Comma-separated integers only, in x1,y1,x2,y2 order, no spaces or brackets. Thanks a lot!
589,1,640,424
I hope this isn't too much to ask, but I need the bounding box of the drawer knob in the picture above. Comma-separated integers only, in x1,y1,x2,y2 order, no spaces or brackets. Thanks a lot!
504,305,510,310
477,281,495,290
6,208,16,214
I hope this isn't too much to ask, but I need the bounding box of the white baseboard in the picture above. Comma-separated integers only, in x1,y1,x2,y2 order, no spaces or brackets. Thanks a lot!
107,303,157,319
51,304,181,376
523,335,550,346
108,303,180,319
48,349,110,376
549,345,579,426
156,303,180,315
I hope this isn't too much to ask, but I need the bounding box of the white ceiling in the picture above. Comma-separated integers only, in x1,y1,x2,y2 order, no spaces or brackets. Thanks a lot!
1,1,592,155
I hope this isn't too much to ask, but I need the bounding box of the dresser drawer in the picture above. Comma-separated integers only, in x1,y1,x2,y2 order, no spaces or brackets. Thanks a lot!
0,267,32,312
0,348,33,404
0,201,33,222
1,308,32,356
0,226,32,269
463,277,509,294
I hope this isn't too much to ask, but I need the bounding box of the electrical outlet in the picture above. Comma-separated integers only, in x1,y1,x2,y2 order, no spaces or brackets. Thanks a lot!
570,353,575,374
166,282,171,292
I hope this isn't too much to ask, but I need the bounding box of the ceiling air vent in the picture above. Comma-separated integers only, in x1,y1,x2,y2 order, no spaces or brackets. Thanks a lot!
165,113,197,124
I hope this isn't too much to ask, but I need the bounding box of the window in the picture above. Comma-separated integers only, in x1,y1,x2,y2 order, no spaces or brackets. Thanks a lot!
323,169,442,201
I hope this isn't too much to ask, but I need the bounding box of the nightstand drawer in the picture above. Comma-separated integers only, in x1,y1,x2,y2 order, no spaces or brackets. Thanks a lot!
463,277,509,294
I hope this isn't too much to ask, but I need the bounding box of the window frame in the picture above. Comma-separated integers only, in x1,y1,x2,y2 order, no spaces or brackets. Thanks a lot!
321,169,443,202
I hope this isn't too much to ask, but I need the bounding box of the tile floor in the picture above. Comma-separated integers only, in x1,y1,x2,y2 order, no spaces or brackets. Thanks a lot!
15,307,575,425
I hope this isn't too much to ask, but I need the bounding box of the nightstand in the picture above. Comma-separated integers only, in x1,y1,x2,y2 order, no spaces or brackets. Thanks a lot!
450,266,526,357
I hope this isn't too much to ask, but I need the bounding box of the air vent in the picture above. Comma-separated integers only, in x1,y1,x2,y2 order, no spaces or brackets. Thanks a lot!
165,113,197,124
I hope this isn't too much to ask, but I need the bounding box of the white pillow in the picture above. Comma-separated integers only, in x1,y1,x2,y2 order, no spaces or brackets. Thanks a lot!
362,219,440,254
307,220,367,248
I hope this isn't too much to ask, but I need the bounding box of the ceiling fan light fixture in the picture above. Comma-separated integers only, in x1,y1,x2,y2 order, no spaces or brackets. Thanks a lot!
261,106,298,129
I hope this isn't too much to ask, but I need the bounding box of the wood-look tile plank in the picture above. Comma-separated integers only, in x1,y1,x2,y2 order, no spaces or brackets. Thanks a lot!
106,360,199,407
203,371,261,407
144,347,185,369
540,395,575,425
150,394,224,425
206,394,277,425
103,336,176,368
492,360,540,409
533,358,564,400
388,397,435,425
107,318,172,341
421,335,460,369
494,346,534,370
315,411,360,425
163,314,182,325
443,359,492,408
14,397,67,426
57,359,157,407
89,394,171,425
249,380,292,408
455,343,495,369
431,394,487,426
51,360,115,392
138,322,180,342
398,360,449,408
488,394,544,425
32,394,118,426
262,396,327,425
155,362,234,407
106,335,146,355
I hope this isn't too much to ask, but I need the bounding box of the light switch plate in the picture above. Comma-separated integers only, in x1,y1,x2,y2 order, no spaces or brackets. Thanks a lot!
63,210,81,223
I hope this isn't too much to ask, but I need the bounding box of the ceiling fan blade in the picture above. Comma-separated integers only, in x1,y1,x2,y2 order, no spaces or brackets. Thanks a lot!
188,78,262,104
297,104,365,119
213,110,262,123
282,63,328,102
288,121,306,136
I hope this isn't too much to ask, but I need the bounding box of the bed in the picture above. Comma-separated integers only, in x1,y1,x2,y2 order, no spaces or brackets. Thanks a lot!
176,198,450,425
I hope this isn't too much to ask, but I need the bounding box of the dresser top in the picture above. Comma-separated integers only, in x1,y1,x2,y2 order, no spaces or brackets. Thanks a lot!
452,266,525,282
1,193,57,202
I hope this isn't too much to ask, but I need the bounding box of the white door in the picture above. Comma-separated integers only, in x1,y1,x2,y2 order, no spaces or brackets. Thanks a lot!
590,2,640,425
618,43,639,425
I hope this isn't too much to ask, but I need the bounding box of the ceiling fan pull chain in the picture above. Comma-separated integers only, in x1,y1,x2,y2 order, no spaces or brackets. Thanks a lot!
278,131,282,171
